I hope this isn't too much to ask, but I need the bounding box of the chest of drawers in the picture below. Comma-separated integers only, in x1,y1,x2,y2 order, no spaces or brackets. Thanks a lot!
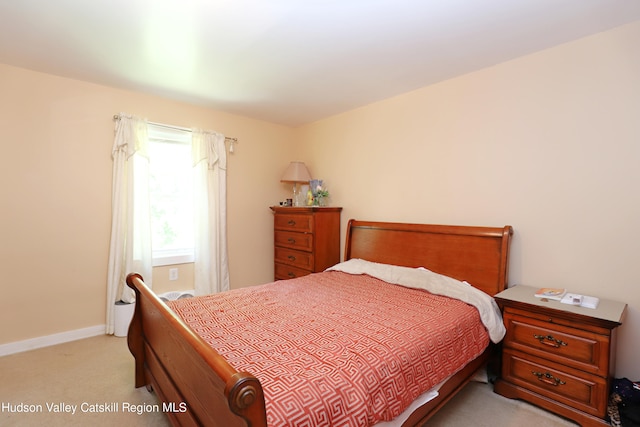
270,206,342,280
494,285,626,427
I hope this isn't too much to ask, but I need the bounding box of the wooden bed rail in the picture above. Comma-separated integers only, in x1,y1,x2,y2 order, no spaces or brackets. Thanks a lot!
126,273,267,427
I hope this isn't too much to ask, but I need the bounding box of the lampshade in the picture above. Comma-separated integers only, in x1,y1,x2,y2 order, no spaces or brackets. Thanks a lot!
281,161,311,183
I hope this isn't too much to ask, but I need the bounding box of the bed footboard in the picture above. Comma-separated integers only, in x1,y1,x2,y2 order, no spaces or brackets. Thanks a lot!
126,273,267,427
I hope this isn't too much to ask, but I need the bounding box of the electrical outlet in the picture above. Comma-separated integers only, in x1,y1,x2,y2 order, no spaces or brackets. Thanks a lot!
169,268,178,281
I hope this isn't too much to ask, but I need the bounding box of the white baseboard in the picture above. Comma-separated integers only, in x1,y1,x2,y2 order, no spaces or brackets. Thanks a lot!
0,325,106,357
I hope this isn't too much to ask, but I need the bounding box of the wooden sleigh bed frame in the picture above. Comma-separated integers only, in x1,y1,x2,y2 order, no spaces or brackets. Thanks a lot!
126,220,513,426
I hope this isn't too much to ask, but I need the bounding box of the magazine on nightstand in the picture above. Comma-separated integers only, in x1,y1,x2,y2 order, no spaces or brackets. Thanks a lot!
534,287,567,300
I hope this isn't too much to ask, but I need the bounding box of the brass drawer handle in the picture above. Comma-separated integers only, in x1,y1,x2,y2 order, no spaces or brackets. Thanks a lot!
287,238,296,244
287,255,296,261
533,334,567,348
531,371,566,386
287,272,295,278
287,220,296,226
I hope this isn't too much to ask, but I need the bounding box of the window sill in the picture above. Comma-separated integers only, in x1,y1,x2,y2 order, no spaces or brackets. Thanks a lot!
153,253,194,267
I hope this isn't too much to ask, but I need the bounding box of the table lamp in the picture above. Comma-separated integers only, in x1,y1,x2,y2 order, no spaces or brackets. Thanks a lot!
281,161,311,206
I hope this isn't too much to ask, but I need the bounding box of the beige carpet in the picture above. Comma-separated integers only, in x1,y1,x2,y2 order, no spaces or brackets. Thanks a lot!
0,335,578,426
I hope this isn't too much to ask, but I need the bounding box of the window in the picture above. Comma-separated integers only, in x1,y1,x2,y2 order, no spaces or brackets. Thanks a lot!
147,125,194,266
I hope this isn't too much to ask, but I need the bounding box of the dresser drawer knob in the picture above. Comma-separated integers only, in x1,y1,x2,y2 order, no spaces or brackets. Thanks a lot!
287,272,296,278
287,238,296,244
287,255,296,261
531,371,566,386
533,334,567,348
287,220,296,226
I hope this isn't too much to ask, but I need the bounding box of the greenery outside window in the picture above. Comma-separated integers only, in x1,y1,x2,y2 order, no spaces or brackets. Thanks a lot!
148,125,194,266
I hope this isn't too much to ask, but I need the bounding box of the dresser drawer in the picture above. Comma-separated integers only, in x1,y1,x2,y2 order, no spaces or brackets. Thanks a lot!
274,230,313,252
502,349,608,417
274,263,311,280
503,310,609,376
275,247,314,270
271,206,341,281
274,213,314,233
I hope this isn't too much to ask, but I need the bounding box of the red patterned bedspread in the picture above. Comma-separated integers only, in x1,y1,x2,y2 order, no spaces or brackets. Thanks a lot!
168,270,489,426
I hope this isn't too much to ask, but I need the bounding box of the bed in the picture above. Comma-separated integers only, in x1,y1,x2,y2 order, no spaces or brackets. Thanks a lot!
126,220,513,426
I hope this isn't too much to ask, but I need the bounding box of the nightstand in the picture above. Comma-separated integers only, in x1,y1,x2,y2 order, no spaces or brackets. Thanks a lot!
270,206,342,280
494,285,626,427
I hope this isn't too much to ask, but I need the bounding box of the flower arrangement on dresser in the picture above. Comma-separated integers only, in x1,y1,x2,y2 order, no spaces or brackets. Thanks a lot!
307,179,330,206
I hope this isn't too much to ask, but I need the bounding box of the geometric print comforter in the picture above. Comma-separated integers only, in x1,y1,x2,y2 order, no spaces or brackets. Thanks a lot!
168,270,490,427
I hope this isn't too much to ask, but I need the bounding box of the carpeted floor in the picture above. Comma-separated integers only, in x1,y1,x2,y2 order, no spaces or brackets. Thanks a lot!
0,335,578,426
427,378,578,427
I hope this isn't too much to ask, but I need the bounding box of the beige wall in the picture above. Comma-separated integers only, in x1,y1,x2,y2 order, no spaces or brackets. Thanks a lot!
2,20,639,380
295,21,640,378
0,63,294,344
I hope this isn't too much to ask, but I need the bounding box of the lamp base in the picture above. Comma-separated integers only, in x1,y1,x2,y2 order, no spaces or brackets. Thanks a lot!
292,184,299,207
291,182,311,207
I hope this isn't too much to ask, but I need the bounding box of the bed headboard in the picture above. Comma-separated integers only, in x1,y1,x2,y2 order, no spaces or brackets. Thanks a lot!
344,220,513,296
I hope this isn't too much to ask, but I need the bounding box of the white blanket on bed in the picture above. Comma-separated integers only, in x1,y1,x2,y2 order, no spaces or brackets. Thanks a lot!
327,258,506,343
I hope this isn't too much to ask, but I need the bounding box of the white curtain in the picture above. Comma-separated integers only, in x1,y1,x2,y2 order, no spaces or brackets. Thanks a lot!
106,113,152,334
192,129,230,295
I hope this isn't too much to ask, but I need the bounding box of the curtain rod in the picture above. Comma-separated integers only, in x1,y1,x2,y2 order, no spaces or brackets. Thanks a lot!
112,114,238,143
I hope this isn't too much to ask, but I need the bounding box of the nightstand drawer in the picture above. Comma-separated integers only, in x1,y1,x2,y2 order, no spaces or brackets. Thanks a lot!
275,247,314,270
274,213,314,233
502,349,608,417
503,310,609,376
274,230,313,252
274,263,311,280
494,285,626,426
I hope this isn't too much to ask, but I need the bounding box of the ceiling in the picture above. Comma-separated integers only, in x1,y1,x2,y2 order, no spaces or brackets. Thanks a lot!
1,1,640,127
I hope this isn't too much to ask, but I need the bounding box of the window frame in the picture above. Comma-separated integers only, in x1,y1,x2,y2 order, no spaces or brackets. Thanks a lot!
147,124,195,267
